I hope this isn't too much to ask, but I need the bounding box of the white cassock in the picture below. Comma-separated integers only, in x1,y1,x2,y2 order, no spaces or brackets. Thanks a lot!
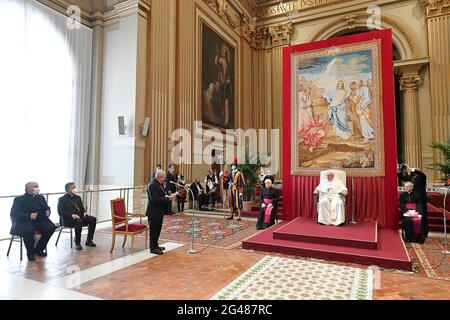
315,179,347,226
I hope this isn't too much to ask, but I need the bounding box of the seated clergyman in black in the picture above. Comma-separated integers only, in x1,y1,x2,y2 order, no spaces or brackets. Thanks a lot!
256,175,279,230
57,182,97,250
399,181,425,244
190,180,210,211
10,182,57,261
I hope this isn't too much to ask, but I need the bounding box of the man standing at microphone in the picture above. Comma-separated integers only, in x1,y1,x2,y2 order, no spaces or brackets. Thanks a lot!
146,170,176,255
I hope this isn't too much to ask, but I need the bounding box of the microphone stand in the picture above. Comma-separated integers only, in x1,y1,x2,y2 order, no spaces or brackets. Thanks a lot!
220,172,233,220
170,181,198,254
443,185,450,255
228,182,234,219
349,177,357,224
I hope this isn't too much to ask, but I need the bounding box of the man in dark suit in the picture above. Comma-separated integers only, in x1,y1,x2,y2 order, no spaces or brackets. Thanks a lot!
10,182,56,261
150,164,162,182
205,169,219,208
57,182,97,251
146,170,176,255
165,164,177,215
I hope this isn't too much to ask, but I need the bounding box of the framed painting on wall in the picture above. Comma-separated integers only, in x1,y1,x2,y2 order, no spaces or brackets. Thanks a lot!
198,18,236,131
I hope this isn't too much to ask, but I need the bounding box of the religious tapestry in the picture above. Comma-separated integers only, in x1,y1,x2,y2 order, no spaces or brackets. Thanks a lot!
291,40,385,176
199,20,236,130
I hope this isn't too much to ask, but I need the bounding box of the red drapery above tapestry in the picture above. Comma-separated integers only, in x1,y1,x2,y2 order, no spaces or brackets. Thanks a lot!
282,30,398,229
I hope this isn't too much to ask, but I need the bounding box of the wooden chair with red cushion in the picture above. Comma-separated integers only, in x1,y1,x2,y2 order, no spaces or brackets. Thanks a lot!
110,198,148,254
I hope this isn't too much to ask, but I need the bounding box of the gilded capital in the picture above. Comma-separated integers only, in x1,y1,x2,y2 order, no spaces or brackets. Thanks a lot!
422,0,450,17
268,22,293,47
400,76,423,91
251,27,271,49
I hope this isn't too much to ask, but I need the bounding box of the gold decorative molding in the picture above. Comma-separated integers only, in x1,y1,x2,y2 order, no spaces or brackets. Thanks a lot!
400,75,423,91
268,22,293,47
251,27,271,49
423,0,450,18
248,22,293,49
217,0,229,16
256,0,345,19
115,0,151,19
240,13,257,42
38,0,151,27
394,57,430,69
203,0,271,46
38,0,94,25
203,0,239,29
345,14,358,28
309,13,417,59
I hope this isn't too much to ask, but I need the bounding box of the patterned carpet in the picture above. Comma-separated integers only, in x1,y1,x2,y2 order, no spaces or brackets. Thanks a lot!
211,256,373,300
160,215,254,246
407,238,450,280
98,214,257,248
235,234,450,281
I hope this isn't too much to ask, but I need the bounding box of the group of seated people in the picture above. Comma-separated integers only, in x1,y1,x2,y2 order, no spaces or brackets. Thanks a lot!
152,164,221,214
11,164,427,262
254,169,428,245
10,182,97,261
309,169,427,243
189,170,221,211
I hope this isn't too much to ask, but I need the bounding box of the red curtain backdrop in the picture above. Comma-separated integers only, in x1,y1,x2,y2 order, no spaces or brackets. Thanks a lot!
282,30,398,229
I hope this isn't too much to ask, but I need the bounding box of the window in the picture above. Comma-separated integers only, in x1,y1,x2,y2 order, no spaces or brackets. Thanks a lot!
0,0,92,235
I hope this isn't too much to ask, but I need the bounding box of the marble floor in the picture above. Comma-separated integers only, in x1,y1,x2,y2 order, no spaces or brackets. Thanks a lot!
0,219,449,300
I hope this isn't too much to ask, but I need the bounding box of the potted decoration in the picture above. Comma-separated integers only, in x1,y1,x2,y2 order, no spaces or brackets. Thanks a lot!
237,149,264,212
428,138,450,185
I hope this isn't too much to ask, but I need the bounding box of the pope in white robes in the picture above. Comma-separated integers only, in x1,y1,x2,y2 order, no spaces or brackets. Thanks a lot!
314,172,348,226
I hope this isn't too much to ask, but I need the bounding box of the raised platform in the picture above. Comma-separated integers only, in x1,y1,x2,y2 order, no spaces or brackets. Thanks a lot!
273,218,378,250
242,218,412,271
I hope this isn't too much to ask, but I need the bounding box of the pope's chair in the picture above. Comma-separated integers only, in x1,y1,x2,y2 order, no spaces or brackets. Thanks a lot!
110,198,148,254
7,230,47,261
314,169,348,222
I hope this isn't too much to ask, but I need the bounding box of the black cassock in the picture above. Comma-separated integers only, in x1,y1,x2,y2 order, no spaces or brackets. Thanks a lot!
399,191,425,243
10,194,56,256
256,187,279,230
398,169,429,236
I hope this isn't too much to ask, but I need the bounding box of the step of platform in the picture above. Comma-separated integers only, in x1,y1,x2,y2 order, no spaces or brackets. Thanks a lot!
242,221,412,271
273,218,378,250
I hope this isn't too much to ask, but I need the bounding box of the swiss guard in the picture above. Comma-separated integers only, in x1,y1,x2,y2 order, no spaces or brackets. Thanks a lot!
222,157,245,221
